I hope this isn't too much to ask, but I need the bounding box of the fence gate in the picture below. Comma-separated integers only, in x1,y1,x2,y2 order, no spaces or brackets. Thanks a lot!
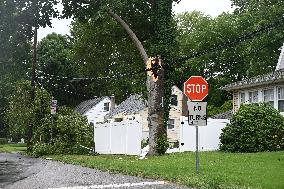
94,120,142,155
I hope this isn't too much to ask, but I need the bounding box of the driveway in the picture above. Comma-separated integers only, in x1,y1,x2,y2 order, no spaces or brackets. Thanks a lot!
0,153,191,189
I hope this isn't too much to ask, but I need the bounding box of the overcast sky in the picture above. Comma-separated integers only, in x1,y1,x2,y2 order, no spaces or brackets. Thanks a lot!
38,0,234,41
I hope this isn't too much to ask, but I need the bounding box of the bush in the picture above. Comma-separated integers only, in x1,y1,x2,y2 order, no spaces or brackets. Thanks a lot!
0,138,8,145
31,142,54,156
220,103,284,152
32,106,93,156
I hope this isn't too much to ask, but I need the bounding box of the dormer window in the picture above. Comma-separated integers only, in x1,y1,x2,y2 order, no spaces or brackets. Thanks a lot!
104,102,110,111
171,95,178,106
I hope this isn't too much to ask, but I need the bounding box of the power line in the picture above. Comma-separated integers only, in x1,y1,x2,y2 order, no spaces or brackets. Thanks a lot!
171,17,284,65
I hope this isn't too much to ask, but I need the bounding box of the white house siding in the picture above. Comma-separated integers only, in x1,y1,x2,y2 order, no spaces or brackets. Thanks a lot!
84,98,112,124
234,85,284,115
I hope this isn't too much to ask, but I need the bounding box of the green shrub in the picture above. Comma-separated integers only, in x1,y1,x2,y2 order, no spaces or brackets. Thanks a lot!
32,106,93,156
0,138,8,145
220,103,284,152
31,142,54,156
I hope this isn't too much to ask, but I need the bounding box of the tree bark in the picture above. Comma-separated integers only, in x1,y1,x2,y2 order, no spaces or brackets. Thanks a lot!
147,62,165,155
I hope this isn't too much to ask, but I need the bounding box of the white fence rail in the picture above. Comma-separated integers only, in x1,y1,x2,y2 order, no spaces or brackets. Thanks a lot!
94,120,142,155
179,117,229,152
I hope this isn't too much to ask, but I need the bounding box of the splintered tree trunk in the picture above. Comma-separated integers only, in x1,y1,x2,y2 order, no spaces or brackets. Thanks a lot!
108,8,166,155
147,66,165,155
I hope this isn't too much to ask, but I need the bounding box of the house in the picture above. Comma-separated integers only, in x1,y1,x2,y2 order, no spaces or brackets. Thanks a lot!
105,86,188,144
104,94,149,138
75,96,115,125
222,43,284,115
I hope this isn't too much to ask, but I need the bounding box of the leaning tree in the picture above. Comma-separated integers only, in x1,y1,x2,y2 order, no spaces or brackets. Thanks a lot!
62,0,179,155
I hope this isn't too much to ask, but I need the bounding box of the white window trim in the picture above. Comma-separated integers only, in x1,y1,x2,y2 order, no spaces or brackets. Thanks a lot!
262,87,276,109
239,91,246,106
167,119,175,130
248,90,258,104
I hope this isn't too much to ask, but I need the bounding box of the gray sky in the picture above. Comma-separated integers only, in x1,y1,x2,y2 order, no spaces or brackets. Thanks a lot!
38,0,234,41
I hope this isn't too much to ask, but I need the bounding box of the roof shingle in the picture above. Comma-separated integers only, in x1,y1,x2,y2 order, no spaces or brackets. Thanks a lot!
75,97,108,114
105,94,147,118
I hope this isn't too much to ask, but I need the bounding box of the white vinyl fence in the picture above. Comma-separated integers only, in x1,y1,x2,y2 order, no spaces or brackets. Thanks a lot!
94,120,142,155
179,117,229,152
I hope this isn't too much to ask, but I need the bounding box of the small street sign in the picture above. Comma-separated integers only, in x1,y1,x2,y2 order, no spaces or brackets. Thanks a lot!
51,100,58,107
51,99,57,115
187,101,207,126
183,76,208,101
51,107,57,115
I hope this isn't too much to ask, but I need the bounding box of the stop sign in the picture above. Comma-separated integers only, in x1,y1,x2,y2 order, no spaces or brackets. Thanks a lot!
183,76,208,101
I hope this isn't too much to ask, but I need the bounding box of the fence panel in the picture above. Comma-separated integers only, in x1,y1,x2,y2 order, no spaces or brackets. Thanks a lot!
179,117,229,151
94,120,142,155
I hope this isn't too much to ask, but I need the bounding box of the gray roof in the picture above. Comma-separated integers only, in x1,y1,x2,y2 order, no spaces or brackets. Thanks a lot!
222,70,284,91
105,94,147,118
75,97,108,114
211,110,233,119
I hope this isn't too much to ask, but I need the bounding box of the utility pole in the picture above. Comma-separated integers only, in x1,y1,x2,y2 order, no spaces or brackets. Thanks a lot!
27,27,37,152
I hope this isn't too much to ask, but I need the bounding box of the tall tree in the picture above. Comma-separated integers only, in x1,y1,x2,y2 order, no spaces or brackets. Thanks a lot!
37,33,80,106
0,0,59,149
62,0,178,155
175,1,284,107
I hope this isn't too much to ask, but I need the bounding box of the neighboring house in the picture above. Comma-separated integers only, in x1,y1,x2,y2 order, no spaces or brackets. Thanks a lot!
75,96,115,124
167,86,188,144
105,86,188,144
105,94,148,137
222,43,284,115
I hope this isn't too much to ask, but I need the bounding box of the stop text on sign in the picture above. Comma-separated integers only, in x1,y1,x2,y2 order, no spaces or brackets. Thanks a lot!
185,84,207,94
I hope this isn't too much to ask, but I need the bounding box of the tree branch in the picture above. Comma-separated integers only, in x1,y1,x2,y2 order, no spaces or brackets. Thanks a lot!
107,8,148,63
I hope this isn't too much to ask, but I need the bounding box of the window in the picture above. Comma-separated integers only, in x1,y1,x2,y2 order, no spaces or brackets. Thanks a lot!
249,91,258,103
104,102,110,111
278,87,284,112
263,88,274,107
170,95,178,106
167,119,175,130
239,92,245,104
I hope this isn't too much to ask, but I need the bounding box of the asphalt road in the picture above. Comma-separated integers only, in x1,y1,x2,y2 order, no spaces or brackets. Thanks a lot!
0,153,191,189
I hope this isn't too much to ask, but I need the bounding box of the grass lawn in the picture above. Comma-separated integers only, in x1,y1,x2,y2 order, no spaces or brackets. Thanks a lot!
0,143,27,153
48,151,284,189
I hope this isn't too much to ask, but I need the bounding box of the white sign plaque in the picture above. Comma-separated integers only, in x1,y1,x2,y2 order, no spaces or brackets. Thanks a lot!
187,101,207,126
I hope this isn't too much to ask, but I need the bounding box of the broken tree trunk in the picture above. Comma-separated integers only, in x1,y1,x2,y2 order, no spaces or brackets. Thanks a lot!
107,9,166,155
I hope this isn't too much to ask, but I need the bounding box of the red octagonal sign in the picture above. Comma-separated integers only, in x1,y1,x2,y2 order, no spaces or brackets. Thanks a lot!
183,76,208,101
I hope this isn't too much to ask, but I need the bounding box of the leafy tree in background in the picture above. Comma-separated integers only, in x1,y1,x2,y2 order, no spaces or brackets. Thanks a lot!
175,1,284,107
37,33,81,106
4,80,51,141
0,0,59,144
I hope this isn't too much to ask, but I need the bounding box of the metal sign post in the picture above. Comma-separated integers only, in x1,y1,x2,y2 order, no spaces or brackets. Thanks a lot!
196,125,199,173
50,99,57,143
187,101,207,174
